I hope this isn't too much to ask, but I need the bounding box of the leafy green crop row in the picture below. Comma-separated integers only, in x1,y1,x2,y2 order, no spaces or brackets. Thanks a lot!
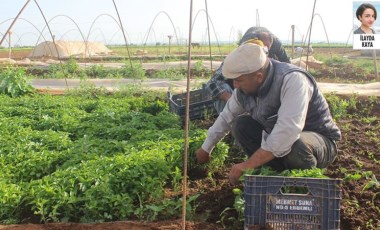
0,67,34,97
0,93,229,224
23,58,211,80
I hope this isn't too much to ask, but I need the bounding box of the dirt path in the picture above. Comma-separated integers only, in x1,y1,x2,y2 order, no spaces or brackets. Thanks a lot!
31,78,380,97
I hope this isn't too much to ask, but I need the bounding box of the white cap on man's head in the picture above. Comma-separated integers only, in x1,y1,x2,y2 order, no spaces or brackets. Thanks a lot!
222,43,267,79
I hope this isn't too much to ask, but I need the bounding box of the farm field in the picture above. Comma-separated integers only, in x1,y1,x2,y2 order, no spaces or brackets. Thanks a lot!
0,90,379,230
0,46,379,230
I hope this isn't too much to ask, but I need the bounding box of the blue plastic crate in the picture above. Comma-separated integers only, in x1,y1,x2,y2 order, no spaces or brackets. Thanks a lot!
244,175,342,230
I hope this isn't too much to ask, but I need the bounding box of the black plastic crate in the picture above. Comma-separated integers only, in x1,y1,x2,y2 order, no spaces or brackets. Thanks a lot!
167,88,216,120
244,175,342,230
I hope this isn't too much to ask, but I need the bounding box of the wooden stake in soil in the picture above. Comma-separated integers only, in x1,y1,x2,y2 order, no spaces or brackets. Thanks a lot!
182,0,194,229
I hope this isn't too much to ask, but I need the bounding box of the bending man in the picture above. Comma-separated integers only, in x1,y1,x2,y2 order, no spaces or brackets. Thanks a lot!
205,26,290,114
196,43,341,185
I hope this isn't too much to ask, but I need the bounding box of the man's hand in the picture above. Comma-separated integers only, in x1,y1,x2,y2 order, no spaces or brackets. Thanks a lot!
219,91,231,102
229,149,275,185
195,148,210,164
228,162,248,185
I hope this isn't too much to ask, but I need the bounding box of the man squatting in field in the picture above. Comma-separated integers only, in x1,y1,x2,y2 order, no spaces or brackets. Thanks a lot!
205,26,291,114
196,43,341,185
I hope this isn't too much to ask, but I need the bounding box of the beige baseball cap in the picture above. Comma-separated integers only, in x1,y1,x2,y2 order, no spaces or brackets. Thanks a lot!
222,43,267,79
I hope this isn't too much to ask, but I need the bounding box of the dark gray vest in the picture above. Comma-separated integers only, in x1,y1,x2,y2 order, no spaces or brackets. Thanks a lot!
236,60,341,141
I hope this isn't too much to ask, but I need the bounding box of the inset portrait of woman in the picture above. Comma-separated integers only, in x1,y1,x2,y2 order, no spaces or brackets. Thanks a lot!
354,2,377,34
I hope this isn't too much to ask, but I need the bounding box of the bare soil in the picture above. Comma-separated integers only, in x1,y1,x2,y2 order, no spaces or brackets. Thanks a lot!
1,47,379,230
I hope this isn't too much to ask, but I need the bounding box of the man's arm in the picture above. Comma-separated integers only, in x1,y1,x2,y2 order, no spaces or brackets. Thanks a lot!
196,90,245,163
262,72,313,157
228,72,313,184
229,148,274,184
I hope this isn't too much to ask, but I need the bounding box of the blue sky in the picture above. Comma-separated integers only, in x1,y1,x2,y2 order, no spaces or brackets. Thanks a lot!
0,0,376,46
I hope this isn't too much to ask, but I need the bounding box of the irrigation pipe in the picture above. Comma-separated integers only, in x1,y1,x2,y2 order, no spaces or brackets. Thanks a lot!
182,0,194,229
